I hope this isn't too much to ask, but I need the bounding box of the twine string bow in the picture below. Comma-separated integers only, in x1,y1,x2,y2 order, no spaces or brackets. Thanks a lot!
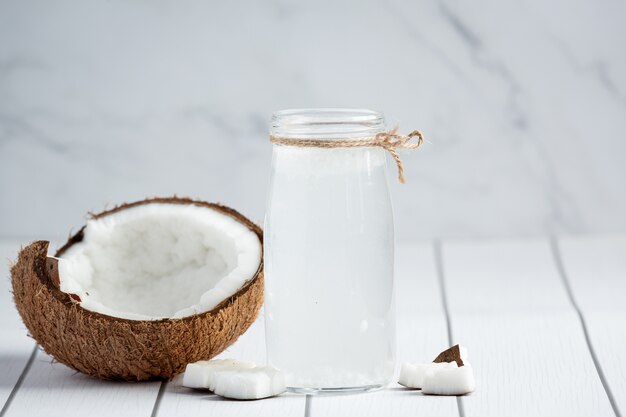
270,127,424,183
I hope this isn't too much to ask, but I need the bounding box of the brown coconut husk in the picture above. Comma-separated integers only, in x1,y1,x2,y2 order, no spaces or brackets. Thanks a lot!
11,197,264,381
433,344,464,367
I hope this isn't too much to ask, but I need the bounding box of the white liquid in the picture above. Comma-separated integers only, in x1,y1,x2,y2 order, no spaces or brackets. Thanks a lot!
264,146,396,390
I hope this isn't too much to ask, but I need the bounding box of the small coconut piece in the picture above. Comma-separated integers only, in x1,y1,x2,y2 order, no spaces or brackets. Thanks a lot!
183,359,286,400
11,197,264,381
422,363,475,395
212,365,286,400
399,345,474,394
398,362,457,389
183,359,256,390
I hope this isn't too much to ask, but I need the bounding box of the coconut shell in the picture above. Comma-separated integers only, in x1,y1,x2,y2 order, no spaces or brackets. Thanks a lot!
433,344,464,367
11,197,264,381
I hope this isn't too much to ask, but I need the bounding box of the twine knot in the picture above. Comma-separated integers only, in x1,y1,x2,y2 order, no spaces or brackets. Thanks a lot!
270,127,424,183
373,128,423,183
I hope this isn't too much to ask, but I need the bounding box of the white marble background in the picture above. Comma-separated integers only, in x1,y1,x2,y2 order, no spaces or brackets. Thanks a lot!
1,0,625,241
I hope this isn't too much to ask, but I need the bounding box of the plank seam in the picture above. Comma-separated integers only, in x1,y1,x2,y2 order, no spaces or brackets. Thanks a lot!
304,394,311,417
433,240,465,417
550,237,622,417
150,380,168,417
0,344,38,417
434,240,454,345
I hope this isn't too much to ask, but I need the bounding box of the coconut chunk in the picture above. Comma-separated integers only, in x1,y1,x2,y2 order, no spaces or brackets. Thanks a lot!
400,345,475,394
422,363,475,396
183,359,286,400
212,366,286,400
183,359,256,390
398,362,457,389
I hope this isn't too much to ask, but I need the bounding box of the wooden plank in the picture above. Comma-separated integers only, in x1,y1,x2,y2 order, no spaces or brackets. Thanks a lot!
557,236,626,310
155,311,307,417
558,236,626,415
5,350,162,417
1,239,162,417
0,240,38,412
310,243,458,417
441,239,616,417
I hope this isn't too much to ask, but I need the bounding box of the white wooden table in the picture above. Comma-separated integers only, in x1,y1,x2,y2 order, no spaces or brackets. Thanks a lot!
1,237,624,417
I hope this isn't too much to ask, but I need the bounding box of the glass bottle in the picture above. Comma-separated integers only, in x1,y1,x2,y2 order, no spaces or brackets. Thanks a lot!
264,108,396,393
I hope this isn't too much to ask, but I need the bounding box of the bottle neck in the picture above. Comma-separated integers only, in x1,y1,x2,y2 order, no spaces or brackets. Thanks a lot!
270,108,385,140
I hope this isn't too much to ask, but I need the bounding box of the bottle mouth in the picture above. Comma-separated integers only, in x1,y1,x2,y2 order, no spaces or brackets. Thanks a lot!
270,108,385,139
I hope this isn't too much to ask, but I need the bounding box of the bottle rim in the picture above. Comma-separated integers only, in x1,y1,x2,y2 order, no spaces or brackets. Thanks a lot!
271,108,385,139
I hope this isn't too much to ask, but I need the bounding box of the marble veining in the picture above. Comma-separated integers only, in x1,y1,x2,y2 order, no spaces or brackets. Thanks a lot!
1,0,625,241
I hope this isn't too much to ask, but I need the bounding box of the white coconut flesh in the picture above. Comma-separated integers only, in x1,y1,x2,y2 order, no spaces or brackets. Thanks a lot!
399,345,475,395
183,359,257,390
183,359,286,400
422,363,475,395
212,366,286,400
55,203,262,320
398,362,458,389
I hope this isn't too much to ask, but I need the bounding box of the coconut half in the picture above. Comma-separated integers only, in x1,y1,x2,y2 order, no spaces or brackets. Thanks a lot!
11,197,264,381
